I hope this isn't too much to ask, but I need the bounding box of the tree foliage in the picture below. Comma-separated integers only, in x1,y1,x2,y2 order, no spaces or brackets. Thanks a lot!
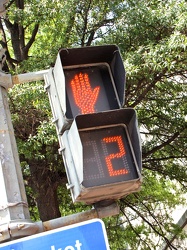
1,0,187,248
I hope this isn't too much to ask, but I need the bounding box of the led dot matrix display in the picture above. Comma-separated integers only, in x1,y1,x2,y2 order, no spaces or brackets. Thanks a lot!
79,125,139,188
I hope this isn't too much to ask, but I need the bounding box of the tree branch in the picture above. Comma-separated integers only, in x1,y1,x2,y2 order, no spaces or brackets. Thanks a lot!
80,0,92,46
143,131,180,159
24,23,39,54
15,0,24,9
0,17,18,68
120,207,152,249
121,199,178,250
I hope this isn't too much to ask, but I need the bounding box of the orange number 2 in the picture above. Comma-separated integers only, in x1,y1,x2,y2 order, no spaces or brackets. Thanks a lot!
102,136,128,176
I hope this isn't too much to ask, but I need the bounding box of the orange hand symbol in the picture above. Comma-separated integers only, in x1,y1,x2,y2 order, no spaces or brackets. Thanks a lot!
70,73,100,114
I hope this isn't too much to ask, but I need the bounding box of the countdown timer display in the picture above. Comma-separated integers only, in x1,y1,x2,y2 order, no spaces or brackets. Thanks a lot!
79,124,139,188
64,63,120,119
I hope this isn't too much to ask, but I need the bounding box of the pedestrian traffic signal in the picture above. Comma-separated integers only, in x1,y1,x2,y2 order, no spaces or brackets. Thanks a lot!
45,45,142,205
61,109,141,204
45,45,125,133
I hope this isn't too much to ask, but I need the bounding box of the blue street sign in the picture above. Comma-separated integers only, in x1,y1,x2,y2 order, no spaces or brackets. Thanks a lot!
0,219,110,250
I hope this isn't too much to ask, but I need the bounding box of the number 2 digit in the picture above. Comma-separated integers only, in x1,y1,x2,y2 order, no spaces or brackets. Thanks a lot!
102,136,128,176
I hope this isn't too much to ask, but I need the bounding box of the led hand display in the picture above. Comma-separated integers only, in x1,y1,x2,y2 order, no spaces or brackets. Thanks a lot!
70,73,100,114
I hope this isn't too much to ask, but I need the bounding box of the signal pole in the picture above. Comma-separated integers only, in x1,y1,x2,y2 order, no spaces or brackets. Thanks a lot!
0,73,39,242
0,6,40,242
